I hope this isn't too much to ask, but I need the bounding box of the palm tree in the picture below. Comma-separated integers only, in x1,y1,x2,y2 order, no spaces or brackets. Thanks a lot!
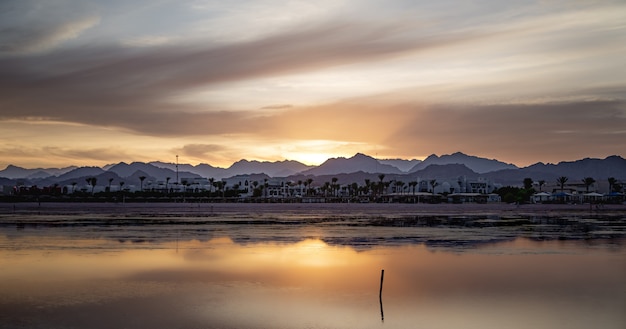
214,181,225,198
523,178,533,190
331,177,338,197
139,176,146,192
369,181,378,197
285,181,293,197
323,182,331,197
251,181,259,197
232,183,240,196
297,180,303,195
429,179,439,196
409,181,417,195
165,177,171,193
608,177,617,193
394,180,403,194
86,177,97,194
398,181,406,195
306,178,313,196
209,178,215,193
119,181,125,191
71,182,77,194
538,180,546,192
582,177,596,193
557,176,568,193
108,178,114,193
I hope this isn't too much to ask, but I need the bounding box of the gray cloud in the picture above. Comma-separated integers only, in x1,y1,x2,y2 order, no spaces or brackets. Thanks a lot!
385,100,626,165
180,144,226,158
0,144,136,167
0,1,99,56
0,21,489,135
42,146,136,162
0,16,99,56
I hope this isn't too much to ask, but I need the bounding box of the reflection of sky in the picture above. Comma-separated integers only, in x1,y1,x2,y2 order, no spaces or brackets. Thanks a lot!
1,236,624,329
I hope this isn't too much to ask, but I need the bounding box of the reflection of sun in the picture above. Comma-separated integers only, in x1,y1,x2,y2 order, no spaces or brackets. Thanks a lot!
291,239,335,267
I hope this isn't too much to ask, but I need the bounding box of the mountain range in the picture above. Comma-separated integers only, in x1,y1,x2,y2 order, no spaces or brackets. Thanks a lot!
1,152,624,188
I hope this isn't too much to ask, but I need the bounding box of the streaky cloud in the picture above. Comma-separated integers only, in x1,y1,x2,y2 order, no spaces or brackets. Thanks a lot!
0,21,491,132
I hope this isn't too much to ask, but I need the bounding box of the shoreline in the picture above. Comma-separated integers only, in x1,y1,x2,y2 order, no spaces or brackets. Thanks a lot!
1,201,625,217
1,202,624,247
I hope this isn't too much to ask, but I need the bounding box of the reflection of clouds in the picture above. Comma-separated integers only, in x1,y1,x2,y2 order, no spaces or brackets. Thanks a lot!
2,232,624,329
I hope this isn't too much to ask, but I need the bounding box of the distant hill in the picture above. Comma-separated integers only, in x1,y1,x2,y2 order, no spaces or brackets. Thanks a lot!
378,158,422,172
56,167,105,181
409,152,517,174
149,160,311,179
54,171,123,189
412,164,479,180
227,159,312,177
149,161,227,179
2,154,624,190
484,155,626,185
107,162,201,182
0,165,77,179
302,153,403,176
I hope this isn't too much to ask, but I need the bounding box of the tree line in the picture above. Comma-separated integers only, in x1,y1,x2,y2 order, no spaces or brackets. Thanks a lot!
496,176,623,204
4,173,623,204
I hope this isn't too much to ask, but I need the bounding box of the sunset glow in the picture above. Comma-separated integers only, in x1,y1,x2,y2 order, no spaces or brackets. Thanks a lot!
1,0,625,168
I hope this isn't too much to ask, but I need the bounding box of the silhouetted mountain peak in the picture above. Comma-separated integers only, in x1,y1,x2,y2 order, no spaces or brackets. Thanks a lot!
302,153,402,176
410,152,517,174
3,154,624,188
227,159,312,177
0,164,78,179
413,163,478,179
378,158,422,172
484,155,626,185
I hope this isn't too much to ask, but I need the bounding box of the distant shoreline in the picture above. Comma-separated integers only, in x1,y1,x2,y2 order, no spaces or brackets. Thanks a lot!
1,202,625,217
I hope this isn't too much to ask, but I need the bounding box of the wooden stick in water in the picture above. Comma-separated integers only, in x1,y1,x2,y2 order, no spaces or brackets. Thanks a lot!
379,269,384,299
379,269,385,322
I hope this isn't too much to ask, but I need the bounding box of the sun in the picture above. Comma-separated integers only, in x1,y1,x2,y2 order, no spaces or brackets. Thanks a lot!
291,152,333,166
278,139,365,165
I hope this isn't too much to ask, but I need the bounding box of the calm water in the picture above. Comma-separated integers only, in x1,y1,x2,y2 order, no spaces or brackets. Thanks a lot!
1,209,625,329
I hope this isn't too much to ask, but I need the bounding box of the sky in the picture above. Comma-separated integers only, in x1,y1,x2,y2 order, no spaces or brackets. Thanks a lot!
1,0,625,169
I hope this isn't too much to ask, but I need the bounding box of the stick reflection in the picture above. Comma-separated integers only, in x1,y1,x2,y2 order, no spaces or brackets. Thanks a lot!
379,269,385,322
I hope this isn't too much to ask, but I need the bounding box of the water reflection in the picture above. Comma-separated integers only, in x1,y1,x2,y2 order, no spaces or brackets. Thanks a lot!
1,233,624,329
379,269,384,322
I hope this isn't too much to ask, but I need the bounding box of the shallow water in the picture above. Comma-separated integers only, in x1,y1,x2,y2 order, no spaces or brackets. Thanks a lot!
1,211,625,329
